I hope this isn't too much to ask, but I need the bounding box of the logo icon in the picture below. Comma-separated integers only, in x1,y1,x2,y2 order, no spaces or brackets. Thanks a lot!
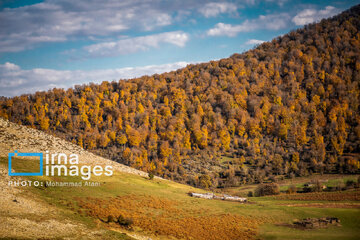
8,150,43,176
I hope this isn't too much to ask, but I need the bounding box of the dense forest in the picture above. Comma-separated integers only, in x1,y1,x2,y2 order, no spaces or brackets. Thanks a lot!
1,5,360,189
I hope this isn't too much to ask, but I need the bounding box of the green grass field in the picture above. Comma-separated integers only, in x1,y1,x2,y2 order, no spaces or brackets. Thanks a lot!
221,174,360,196
2,157,360,240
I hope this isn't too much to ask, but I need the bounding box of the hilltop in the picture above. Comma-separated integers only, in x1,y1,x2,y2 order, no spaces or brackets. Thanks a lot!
0,117,148,177
0,5,360,188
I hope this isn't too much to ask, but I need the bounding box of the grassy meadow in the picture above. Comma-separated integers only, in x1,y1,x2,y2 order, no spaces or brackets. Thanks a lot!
2,156,360,240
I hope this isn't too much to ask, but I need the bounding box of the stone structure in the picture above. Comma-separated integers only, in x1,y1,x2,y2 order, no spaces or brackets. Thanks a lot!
293,217,340,229
190,192,247,202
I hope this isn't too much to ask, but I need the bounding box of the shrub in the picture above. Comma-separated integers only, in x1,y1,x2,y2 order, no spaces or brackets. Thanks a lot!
117,215,133,227
198,174,212,189
255,183,280,197
107,215,116,223
287,185,297,194
313,180,323,192
345,180,356,189
269,175,277,183
325,186,336,192
303,186,313,193
335,182,344,191
247,191,253,197
148,172,154,180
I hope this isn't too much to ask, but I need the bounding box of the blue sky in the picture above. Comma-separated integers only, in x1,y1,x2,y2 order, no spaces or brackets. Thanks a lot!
0,0,359,96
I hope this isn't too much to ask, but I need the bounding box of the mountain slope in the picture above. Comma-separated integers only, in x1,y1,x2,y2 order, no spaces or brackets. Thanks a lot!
0,116,360,240
1,117,360,240
0,117,148,177
1,5,360,187
0,118,138,239
0,117,260,240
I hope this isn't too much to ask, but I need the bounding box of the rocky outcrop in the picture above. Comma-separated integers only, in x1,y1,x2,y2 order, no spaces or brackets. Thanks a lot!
0,117,151,178
189,192,247,202
293,217,341,229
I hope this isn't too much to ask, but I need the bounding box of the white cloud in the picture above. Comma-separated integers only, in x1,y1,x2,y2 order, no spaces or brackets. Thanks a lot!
0,61,191,97
245,0,288,6
292,6,339,26
207,23,245,37
244,0,256,5
264,0,288,7
245,39,265,45
0,0,178,52
1,0,248,53
198,2,237,18
84,31,189,57
207,13,290,37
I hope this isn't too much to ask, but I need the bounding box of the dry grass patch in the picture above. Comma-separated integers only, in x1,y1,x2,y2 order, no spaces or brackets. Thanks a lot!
274,190,360,201
277,203,360,208
76,194,263,240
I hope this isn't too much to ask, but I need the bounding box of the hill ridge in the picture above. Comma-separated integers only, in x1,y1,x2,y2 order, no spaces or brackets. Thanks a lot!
0,117,149,177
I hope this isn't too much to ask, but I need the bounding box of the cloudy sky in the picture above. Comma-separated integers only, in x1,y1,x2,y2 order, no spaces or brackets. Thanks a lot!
0,0,358,97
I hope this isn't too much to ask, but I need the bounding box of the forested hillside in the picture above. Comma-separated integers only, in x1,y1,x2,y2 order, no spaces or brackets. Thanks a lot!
1,5,360,188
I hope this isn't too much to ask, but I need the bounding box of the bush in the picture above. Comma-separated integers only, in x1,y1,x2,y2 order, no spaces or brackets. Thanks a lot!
325,186,336,192
198,174,212,189
148,172,154,180
255,183,280,197
313,180,323,192
303,186,313,193
117,215,133,227
247,191,253,197
335,182,344,191
269,175,277,183
287,185,297,194
345,179,356,189
107,215,116,223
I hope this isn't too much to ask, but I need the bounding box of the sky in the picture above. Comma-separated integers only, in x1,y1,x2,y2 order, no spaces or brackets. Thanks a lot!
0,0,359,97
